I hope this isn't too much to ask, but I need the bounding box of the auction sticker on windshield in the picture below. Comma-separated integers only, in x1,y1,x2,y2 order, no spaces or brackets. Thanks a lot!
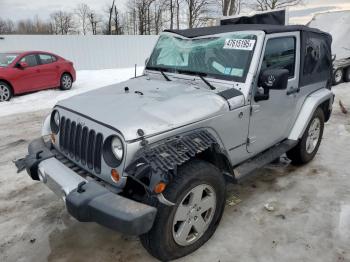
223,39,256,51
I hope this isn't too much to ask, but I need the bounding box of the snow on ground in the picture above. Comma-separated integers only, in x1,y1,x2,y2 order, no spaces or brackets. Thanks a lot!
309,10,350,59
0,67,144,118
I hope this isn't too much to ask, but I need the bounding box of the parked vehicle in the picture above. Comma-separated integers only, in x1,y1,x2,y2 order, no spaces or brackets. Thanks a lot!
0,51,76,102
16,23,334,261
333,57,350,85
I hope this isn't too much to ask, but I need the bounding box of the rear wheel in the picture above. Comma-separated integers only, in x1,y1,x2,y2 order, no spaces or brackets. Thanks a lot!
60,73,73,90
0,81,13,102
140,160,226,261
287,108,324,165
333,68,343,85
344,67,350,82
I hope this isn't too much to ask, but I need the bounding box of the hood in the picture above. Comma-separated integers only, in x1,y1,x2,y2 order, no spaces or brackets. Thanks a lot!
57,77,229,141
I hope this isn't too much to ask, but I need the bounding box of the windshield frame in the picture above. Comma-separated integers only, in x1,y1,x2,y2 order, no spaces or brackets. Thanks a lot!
0,53,20,68
146,31,260,83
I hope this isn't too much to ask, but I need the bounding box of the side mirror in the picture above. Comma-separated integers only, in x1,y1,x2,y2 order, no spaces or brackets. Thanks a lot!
16,61,28,69
255,69,289,102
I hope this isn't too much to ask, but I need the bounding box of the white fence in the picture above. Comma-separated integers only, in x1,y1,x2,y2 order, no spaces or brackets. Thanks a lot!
0,35,159,70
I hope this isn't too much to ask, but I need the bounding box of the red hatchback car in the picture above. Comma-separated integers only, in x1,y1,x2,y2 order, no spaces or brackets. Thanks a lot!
0,51,76,102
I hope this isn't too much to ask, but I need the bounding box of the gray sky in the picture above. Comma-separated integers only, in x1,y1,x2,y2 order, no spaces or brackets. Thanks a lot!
0,0,349,22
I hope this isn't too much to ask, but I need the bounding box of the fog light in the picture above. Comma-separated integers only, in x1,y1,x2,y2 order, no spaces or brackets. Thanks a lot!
154,182,166,194
111,169,120,183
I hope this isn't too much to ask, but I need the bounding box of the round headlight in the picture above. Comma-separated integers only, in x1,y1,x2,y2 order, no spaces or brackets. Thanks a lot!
111,137,123,160
50,110,60,134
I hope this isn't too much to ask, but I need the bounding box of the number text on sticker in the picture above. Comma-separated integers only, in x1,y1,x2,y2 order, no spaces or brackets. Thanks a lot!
223,39,256,51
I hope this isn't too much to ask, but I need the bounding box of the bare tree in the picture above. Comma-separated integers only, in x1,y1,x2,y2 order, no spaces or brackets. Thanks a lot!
220,0,241,16
113,6,124,34
51,11,75,35
106,0,116,35
185,0,213,28
75,3,90,35
88,10,101,35
0,18,14,34
254,0,302,11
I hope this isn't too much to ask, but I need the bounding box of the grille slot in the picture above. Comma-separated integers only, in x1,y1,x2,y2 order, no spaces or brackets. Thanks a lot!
59,117,103,173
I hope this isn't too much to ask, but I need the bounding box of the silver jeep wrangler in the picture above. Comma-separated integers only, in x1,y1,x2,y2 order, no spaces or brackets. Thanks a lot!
16,23,334,261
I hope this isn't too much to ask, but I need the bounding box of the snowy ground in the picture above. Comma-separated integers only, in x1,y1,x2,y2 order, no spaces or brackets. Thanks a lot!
0,67,144,117
0,82,349,262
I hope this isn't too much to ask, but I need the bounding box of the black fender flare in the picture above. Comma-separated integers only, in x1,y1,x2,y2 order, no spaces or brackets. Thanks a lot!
125,129,226,192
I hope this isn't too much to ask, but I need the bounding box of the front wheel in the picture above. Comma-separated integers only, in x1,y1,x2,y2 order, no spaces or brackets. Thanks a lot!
0,81,13,102
60,73,73,90
140,160,226,261
287,107,324,165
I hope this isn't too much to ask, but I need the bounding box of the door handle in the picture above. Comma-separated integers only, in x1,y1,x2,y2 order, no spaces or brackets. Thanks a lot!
287,87,300,95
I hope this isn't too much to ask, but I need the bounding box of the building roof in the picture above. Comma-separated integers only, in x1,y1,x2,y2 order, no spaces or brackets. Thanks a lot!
164,24,331,39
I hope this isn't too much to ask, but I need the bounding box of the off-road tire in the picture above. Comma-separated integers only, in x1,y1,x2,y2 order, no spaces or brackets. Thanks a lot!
60,73,73,90
287,107,324,165
344,67,350,82
0,81,13,102
333,68,343,85
140,160,226,261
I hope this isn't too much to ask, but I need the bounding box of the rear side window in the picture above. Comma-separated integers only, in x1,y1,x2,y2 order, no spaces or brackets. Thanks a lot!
261,37,296,77
299,31,332,87
303,36,331,76
39,54,56,64
20,55,39,67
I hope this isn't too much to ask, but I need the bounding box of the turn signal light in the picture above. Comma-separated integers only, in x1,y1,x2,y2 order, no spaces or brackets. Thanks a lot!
154,182,166,194
111,169,120,183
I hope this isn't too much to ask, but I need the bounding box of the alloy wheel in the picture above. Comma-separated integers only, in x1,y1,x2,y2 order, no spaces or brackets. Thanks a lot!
306,117,321,154
0,84,11,102
172,184,216,246
62,75,72,89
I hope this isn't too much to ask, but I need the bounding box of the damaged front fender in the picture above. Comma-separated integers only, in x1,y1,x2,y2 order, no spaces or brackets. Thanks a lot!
125,129,221,192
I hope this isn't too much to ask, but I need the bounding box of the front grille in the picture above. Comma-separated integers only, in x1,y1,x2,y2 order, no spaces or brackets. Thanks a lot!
59,116,103,174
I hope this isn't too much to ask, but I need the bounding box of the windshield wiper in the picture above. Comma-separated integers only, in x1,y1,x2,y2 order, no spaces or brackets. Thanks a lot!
198,75,216,90
159,69,171,81
176,69,216,90
146,66,172,81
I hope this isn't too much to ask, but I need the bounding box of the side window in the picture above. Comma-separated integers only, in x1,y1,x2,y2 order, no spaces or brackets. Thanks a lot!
20,55,39,67
39,54,56,65
261,37,296,78
303,37,331,76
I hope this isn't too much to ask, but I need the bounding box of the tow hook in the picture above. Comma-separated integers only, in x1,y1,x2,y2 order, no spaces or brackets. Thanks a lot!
77,181,87,193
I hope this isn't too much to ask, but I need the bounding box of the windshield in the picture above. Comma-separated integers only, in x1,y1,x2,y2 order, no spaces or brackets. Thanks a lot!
0,53,18,67
146,33,257,82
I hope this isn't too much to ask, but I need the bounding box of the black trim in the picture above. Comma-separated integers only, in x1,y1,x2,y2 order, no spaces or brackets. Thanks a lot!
217,88,243,100
125,129,218,190
66,181,157,235
165,24,331,39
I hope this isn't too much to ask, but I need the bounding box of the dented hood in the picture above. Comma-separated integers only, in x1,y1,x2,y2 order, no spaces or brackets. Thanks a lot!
57,77,229,141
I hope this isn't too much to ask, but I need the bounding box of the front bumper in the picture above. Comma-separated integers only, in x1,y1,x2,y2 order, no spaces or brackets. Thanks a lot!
15,138,157,235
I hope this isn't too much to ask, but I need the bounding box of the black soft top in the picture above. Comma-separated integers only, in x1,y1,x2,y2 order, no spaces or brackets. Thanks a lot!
164,24,331,39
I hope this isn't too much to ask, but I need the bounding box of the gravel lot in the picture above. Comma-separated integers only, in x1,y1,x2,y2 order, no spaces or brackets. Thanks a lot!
0,83,350,262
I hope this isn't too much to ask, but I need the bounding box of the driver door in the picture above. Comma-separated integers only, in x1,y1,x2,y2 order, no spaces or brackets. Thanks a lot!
247,32,301,155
